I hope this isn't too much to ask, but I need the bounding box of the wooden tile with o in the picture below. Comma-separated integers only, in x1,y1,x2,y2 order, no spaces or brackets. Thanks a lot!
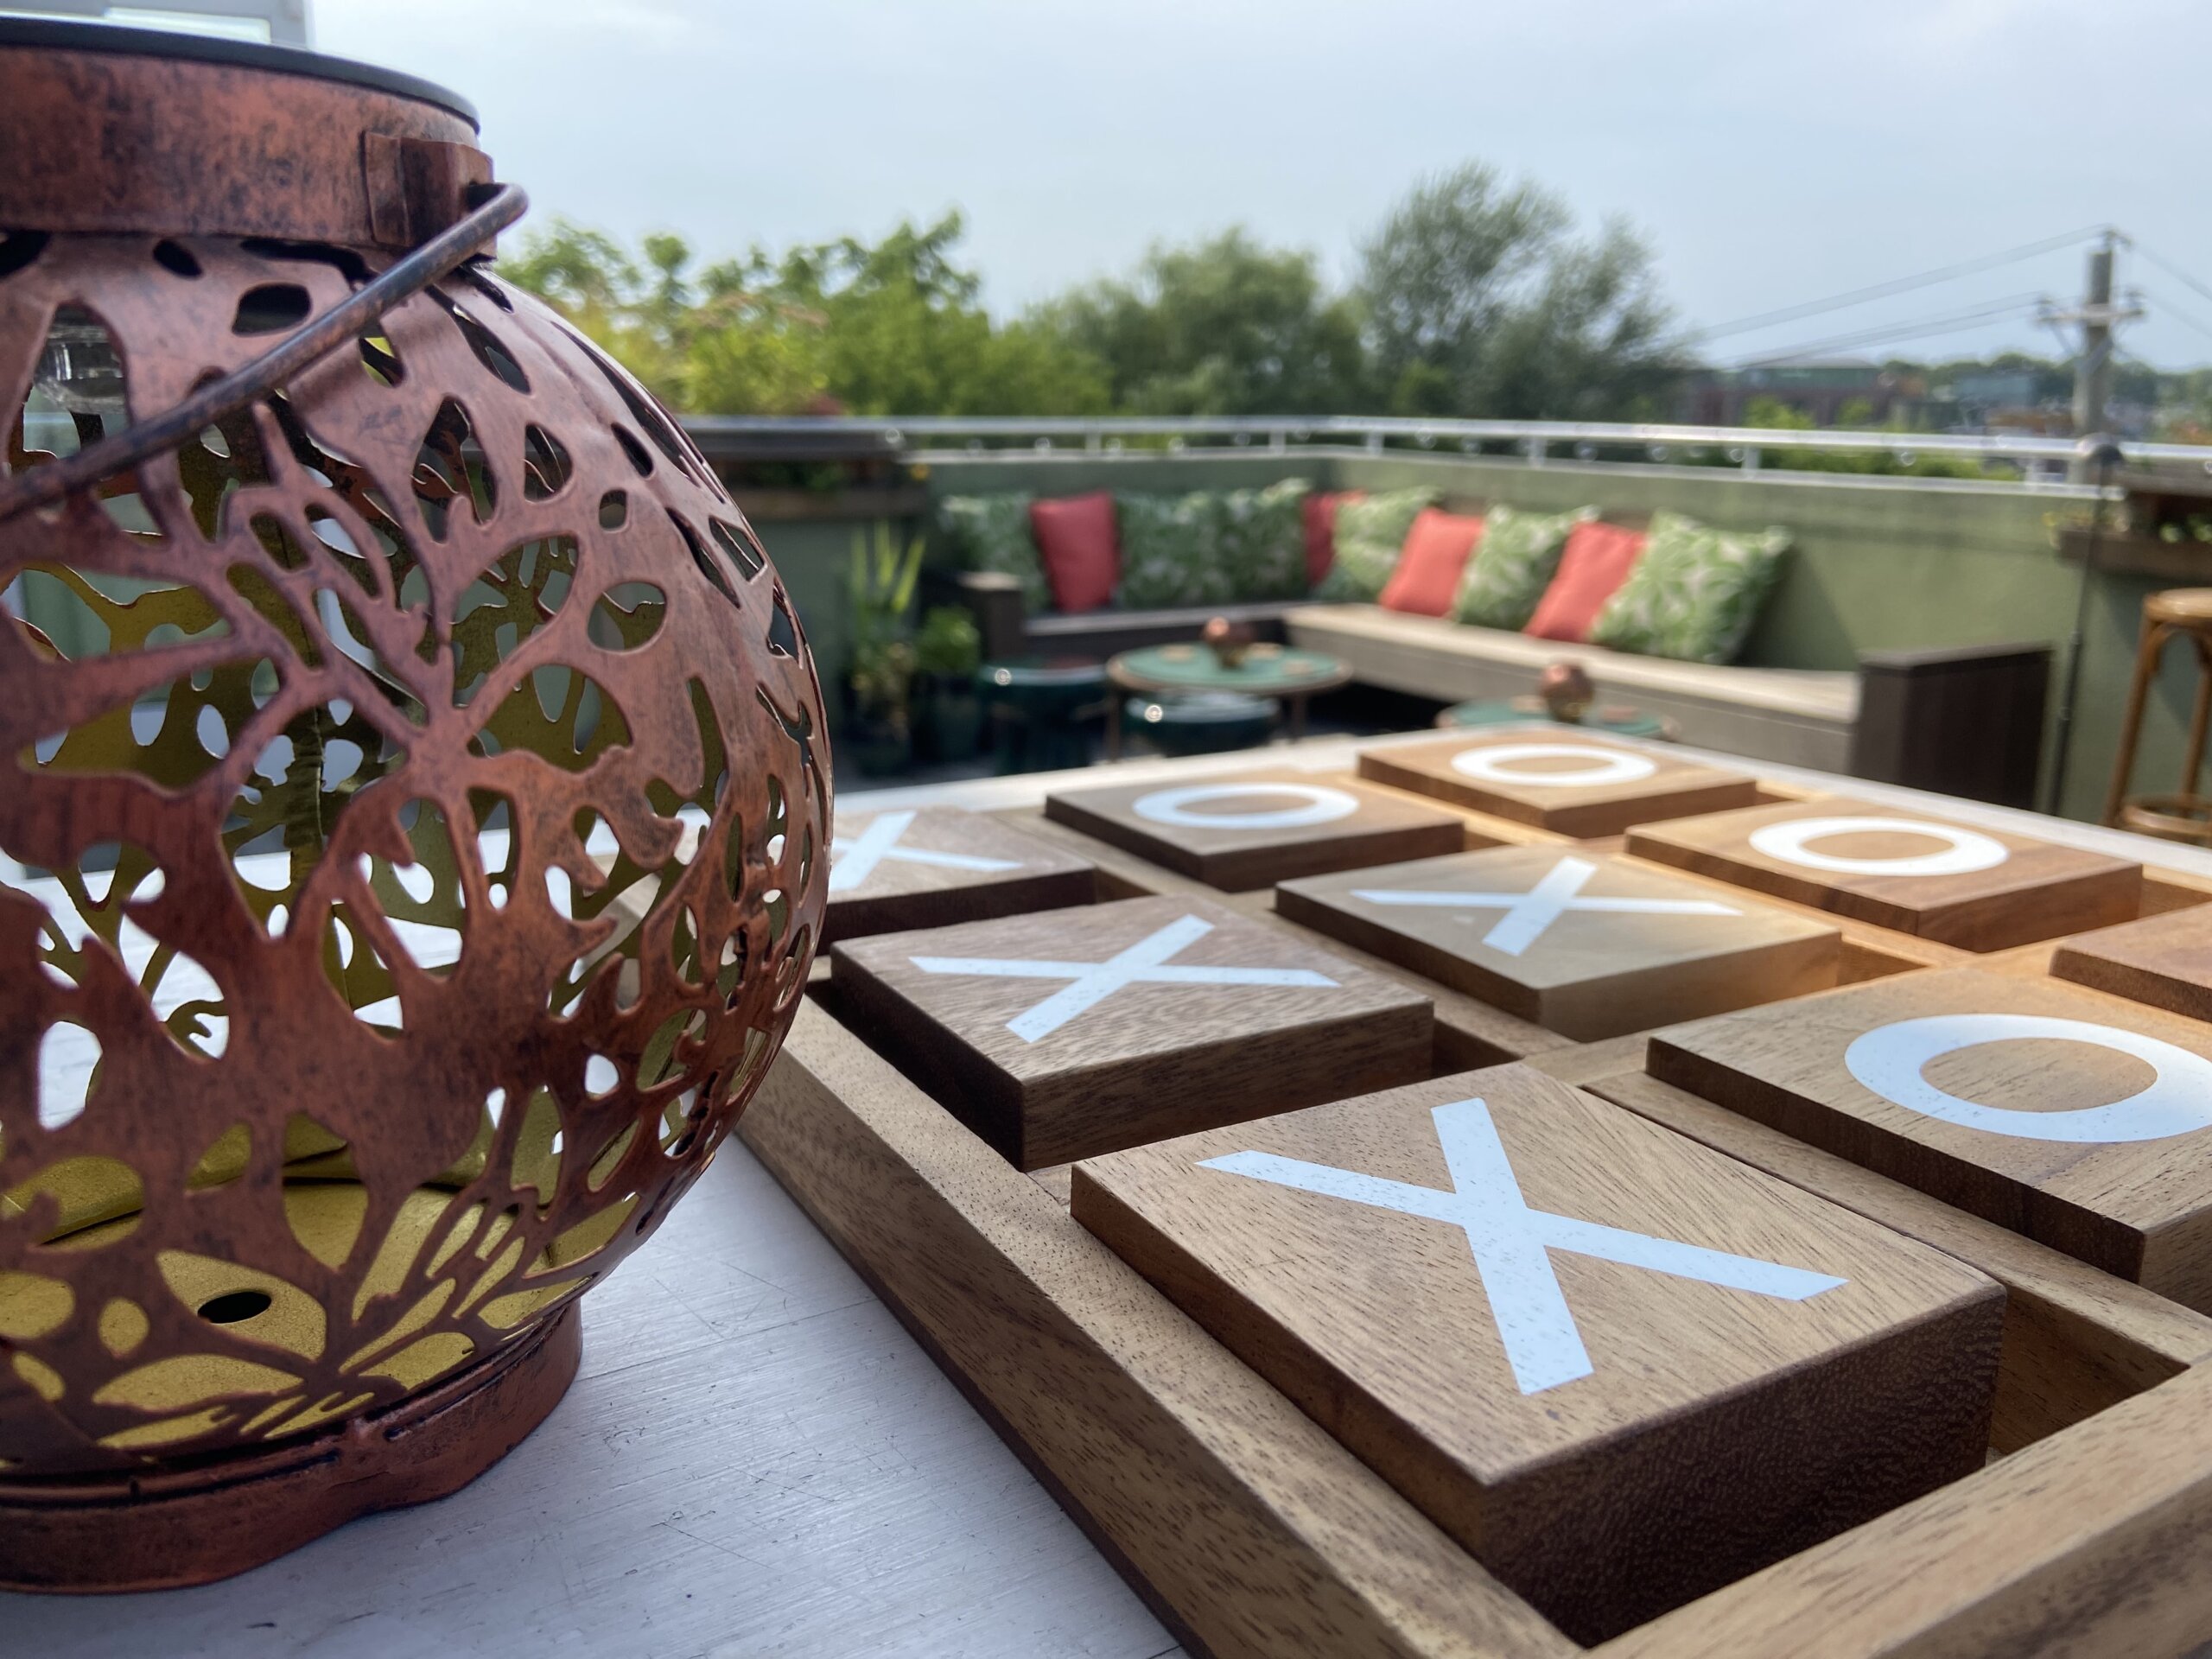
1041,771,1466,891
1357,732,1758,837
1276,845,1841,1039
1649,967,2212,1307
1628,795,2140,951
1070,1063,2002,1643
828,893,1433,1168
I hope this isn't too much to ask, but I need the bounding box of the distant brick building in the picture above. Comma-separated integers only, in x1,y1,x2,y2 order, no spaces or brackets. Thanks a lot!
1677,359,1911,427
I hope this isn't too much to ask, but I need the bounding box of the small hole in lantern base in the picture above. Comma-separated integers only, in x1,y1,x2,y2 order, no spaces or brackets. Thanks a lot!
0,231,50,281
151,239,202,279
434,289,531,393
197,1289,273,1325
612,423,653,477
232,283,313,336
239,238,374,288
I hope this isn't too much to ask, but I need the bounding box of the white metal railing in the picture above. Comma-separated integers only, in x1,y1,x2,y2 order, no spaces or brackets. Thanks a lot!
680,412,2203,478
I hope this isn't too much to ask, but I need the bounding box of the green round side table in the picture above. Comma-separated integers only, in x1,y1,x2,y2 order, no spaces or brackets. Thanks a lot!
1103,642,1351,760
1438,696,1677,741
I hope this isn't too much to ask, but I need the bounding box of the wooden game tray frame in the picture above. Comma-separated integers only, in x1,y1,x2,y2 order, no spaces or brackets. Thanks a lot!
743,761,2212,1657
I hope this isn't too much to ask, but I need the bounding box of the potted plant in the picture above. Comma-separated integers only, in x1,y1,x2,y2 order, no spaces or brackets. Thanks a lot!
914,604,983,761
844,523,923,776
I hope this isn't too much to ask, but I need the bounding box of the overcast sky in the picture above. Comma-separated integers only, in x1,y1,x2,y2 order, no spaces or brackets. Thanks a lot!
316,0,2212,370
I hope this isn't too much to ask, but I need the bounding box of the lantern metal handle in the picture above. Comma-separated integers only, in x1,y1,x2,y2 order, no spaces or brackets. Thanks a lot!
0,180,530,529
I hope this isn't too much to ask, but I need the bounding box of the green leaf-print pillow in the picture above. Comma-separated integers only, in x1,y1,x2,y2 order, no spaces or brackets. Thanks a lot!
1453,504,1595,630
1588,510,1790,664
1215,478,1312,601
938,493,1048,613
1314,487,1438,603
1117,490,1236,609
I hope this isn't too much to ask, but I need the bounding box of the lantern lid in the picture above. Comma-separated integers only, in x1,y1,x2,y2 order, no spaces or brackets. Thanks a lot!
0,16,491,249
0,16,477,125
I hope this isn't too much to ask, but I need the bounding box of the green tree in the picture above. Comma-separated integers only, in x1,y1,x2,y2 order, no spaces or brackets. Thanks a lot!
1036,229,1368,415
741,215,1109,416
1357,163,1681,419
1736,397,1988,478
501,213,1108,416
499,217,827,413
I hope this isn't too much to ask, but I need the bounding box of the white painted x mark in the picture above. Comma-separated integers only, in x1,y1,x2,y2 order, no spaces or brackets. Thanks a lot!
1351,855,1739,957
831,810,1022,893
1202,1097,1845,1394
912,913,1336,1043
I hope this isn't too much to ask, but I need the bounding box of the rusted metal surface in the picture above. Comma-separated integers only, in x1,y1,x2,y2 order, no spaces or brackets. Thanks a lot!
0,22,486,248
0,1303,582,1592
0,183,527,526
0,32,830,1588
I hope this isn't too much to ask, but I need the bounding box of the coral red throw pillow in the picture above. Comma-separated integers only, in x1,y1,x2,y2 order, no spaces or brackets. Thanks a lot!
1028,493,1120,613
1378,508,1487,617
1524,521,1649,643
1301,489,1364,588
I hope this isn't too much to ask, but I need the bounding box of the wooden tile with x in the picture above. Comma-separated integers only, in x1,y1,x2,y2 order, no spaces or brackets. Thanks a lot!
830,894,1433,1166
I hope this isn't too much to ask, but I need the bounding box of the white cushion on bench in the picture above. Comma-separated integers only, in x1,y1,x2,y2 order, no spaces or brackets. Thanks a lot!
1286,604,1859,772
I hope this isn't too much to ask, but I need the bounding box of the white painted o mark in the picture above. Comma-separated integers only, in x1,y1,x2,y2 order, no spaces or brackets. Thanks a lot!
1450,743,1657,787
1750,816,2009,877
1132,782,1361,830
1845,1013,2212,1143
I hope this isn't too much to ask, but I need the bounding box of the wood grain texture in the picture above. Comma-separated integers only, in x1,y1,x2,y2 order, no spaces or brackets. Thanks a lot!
1594,1359,2212,1659
2052,906,2212,1024
1357,734,1759,838
1580,1068,2212,1453
1290,780,1965,983
1649,969,2212,1309
824,805,1098,944
1627,796,2142,951
1277,846,1841,1040
731,987,2212,1659
830,894,1433,1168
1043,772,1468,891
741,1000,1579,1659
1071,1065,2002,1645
996,807,1580,1071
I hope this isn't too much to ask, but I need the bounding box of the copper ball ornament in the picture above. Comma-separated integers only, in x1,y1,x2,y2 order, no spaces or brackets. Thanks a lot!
1202,615,1255,669
0,22,828,1589
1537,661,1596,723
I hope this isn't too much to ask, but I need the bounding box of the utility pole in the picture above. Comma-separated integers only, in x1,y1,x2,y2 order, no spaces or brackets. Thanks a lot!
2070,238,2113,469
2066,232,2130,481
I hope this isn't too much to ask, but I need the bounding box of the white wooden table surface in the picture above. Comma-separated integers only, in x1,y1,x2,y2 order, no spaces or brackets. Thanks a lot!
3,1138,1181,1659
11,727,2209,1658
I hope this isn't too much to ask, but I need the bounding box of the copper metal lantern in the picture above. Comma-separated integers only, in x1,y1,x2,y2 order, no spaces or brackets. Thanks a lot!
0,20,830,1590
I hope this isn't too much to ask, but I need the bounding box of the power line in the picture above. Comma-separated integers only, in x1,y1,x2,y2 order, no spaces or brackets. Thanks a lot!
2131,239,2212,316
1731,292,2051,367
2136,285,2212,348
1689,224,2113,343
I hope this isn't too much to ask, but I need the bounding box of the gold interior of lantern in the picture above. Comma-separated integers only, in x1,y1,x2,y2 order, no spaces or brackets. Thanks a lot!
0,1094,638,1448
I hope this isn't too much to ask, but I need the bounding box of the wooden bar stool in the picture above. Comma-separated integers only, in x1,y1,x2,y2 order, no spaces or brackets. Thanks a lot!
2103,587,2212,844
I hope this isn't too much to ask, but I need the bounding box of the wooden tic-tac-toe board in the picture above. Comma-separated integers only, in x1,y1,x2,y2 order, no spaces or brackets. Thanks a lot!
741,730,2212,1658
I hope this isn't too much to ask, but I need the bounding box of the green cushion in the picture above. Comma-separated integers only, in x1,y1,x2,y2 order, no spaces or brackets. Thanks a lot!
1117,491,1237,609
1314,487,1438,603
1452,504,1594,630
1588,510,1790,664
938,493,1047,613
1215,478,1313,601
